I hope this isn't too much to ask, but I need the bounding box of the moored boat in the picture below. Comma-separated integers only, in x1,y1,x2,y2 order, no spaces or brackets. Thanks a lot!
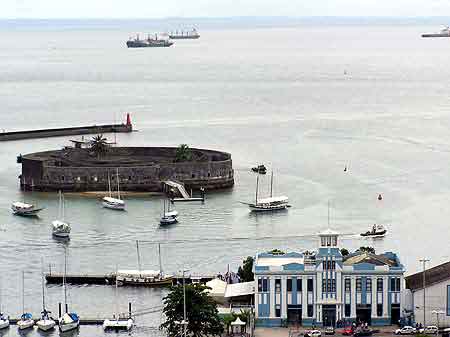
243,172,289,212
251,164,267,174
52,191,71,238
58,248,80,332
36,260,56,331
11,201,43,216
422,26,450,37
17,271,34,330
103,318,134,331
126,34,173,48
102,169,125,210
0,277,9,330
360,224,387,237
160,199,178,225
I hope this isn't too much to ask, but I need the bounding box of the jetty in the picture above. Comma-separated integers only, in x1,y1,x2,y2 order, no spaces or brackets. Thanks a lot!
45,272,214,286
0,113,133,141
164,180,205,202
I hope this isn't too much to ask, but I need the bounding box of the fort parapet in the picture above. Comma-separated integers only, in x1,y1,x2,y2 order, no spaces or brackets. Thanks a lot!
19,146,234,192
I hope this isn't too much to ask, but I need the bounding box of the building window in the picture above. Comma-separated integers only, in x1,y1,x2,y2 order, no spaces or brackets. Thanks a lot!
345,304,351,317
377,304,383,317
322,278,327,292
297,278,302,292
356,278,362,292
191,173,195,178
307,279,314,292
258,279,262,292
307,305,314,317
331,279,336,292
287,279,292,292
61,176,65,181
321,237,326,246
377,278,383,292
275,279,281,293
327,237,331,246
128,176,132,181
447,285,450,316
275,306,281,318
345,279,351,292
366,278,372,292
390,277,401,292
332,261,336,270
332,236,337,246
262,279,268,292
396,278,401,291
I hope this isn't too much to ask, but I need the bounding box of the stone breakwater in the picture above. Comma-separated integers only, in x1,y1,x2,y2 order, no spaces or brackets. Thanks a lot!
19,147,234,192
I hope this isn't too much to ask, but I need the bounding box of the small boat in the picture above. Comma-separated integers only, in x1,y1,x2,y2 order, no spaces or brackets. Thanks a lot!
11,201,43,216
52,191,71,238
422,26,450,38
17,271,34,330
360,224,387,237
160,199,178,225
103,266,134,331
36,261,56,331
116,242,173,287
251,164,267,174
58,248,80,332
127,34,173,48
243,172,289,212
0,277,9,330
102,169,125,211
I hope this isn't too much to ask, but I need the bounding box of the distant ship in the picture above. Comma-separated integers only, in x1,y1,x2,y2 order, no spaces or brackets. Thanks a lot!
169,28,200,39
422,26,450,38
126,34,173,48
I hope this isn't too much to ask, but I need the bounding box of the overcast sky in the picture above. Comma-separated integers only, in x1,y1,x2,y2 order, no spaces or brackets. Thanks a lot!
4,0,450,19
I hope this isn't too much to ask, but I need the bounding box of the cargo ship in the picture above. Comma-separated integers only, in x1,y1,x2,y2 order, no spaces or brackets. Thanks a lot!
126,34,173,48
169,28,200,39
422,26,450,38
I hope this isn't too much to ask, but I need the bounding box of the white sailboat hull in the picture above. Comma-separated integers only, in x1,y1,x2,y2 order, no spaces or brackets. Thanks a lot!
102,200,125,210
0,319,9,329
36,319,56,331
59,321,79,332
103,318,133,331
17,319,34,330
249,204,288,212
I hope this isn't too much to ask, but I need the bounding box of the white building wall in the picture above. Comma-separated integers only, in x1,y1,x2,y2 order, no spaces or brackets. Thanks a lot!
413,280,450,327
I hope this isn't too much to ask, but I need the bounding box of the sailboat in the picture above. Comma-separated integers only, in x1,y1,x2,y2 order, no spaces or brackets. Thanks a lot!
17,271,34,330
103,266,134,331
52,191,71,238
242,171,289,212
160,198,178,225
0,277,9,330
102,169,125,210
116,242,173,287
58,249,80,332
36,260,56,331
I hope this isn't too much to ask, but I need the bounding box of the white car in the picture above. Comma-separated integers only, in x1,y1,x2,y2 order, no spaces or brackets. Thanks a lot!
394,326,416,335
305,330,322,337
420,326,438,335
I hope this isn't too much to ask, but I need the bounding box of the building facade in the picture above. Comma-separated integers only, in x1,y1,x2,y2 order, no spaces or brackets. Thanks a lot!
254,230,405,327
405,260,450,327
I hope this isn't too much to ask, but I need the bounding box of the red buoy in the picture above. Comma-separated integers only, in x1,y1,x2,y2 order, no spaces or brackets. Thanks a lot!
378,194,382,201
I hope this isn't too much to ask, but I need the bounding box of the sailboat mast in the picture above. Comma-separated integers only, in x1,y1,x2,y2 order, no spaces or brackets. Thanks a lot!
136,240,142,278
255,175,259,204
41,258,45,311
116,168,121,200
158,243,163,276
22,271,25,315
58,190,62,219
64,248,67,312
270,171,274,198
62,194,65,221
108,171,112,198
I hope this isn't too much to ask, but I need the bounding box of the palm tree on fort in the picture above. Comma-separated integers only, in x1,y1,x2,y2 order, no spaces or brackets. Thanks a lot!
175,144,192,162
89,134,109,158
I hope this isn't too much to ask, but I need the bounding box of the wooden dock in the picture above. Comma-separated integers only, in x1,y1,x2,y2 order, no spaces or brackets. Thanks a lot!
45,273,215,286
9,317,108,325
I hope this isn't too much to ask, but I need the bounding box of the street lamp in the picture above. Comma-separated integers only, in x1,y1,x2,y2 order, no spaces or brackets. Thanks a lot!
431,310,445,329
176,268,190,337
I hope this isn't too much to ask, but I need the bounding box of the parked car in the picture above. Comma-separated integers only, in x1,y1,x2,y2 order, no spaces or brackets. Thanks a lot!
305,330,322,337
325,327,335,335
394,326,416,335
419,326,439,335
341,327,353,336
354,327,373,337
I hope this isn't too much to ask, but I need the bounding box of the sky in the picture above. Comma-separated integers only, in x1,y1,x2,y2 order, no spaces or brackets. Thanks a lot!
3,0,450,19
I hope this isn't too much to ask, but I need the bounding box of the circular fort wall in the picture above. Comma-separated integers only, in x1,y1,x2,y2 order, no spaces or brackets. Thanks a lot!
20,147,234,192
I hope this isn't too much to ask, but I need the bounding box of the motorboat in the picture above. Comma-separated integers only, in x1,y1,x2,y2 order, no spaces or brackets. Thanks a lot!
243,172,289,212
103,317,134,331
52,191,71,238
102,169,125,210
0,312,8,330
116,242,173,287
11,201,43,216
360,224,387,237
17,313,34,330
36,262,56,331
58,248,80,332
251,164,267,174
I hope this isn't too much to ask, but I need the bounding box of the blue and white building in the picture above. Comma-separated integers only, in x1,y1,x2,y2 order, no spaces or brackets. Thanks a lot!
254,230,405,327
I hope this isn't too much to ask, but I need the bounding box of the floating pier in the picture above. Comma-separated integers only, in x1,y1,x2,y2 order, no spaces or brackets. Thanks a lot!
45,272,214,286
164,180,205,202
1,113,133,141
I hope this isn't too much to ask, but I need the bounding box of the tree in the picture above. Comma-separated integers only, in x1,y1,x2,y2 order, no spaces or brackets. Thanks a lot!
175,144,193,162
222,313,236,335
358,246,376,254
340,248,349,256
237,256,254,282
89,134,109,158
268,249,285,255
161,283,223,337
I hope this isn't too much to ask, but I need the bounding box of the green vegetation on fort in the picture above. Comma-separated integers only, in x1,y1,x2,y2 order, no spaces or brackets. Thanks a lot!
161,283,223,337
89,134,109,158
175,144,193,162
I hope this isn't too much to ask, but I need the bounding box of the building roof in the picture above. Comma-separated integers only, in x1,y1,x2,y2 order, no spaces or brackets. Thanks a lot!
406,261,450,291
256,252,304,267
205,278,227,297
318,229,339,236
224,282,255,298
343,252,399,267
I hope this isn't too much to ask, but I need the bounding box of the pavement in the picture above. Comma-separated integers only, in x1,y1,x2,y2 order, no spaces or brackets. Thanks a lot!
255,326,403,337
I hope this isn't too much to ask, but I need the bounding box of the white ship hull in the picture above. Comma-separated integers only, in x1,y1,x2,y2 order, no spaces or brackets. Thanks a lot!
36,319,56,331
17,319,34,330
0,319,9,329
59,321,79,332
249,204,288,212
102,200,125,211
103,318,133,331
